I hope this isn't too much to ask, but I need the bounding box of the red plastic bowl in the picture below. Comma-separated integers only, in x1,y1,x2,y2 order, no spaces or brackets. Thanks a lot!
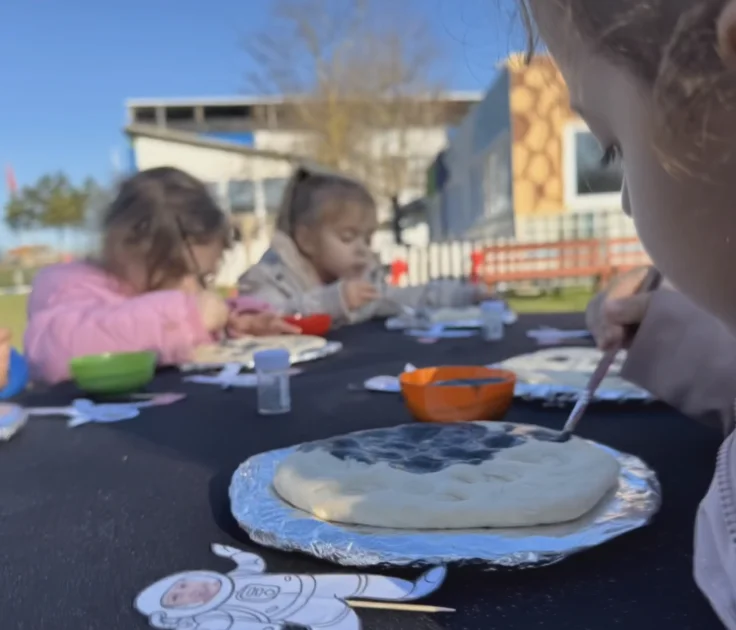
284,313,332,336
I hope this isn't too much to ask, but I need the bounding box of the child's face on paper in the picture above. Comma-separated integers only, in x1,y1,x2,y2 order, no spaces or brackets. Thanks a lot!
530,0,736,334
162,578,221,608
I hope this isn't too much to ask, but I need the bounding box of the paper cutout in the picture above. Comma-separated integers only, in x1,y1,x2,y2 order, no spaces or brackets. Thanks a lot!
405,326,476,340
386,306,517,331
363,364,415,393
135,393,187,407
25,394,185,428
185,364,302,388
363,376,401,393
26,399,141,428
134,544,447,630
0,403,28,441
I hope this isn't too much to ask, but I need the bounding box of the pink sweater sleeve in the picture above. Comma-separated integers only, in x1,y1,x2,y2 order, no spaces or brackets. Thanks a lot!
227,295,274,313
25,290,211,384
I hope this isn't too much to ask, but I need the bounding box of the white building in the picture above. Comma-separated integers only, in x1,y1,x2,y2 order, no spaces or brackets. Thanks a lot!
124,94,481,264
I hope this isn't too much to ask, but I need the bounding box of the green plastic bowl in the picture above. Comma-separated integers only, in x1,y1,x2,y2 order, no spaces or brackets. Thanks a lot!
69,351,157,395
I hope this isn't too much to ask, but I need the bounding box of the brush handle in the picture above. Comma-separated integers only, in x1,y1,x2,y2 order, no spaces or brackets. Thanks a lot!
561,267,661,437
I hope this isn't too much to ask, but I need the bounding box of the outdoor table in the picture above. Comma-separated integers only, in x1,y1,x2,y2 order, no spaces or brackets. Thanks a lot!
0,314,724,629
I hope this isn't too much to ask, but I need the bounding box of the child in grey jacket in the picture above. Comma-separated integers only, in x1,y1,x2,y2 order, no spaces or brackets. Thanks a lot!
237,165,485,327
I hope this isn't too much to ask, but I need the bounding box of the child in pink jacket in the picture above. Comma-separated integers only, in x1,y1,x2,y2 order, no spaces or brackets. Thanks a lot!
25,167,296,384
527,0,736,624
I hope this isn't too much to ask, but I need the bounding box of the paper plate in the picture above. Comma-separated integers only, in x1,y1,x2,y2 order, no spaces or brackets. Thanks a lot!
494,347,652,403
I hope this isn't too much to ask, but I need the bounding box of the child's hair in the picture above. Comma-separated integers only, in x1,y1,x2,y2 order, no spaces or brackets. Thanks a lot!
102,167,230,289
519,0,736,165
275,164,376,236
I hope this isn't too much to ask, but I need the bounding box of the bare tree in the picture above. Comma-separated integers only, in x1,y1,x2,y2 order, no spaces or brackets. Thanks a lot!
244,0,446,200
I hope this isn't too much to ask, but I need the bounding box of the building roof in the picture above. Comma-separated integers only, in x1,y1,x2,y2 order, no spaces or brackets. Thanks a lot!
125,91,484,109
125,124,306,163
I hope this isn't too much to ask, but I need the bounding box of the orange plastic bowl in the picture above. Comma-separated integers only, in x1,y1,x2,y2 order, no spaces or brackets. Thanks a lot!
399,366,516,423
284,313,332,336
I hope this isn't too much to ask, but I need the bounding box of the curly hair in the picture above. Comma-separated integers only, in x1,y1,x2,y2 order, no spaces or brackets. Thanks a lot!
519,0,736,167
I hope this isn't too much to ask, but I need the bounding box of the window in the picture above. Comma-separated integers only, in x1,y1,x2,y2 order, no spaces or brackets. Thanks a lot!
133,107,156,124
165,107,195,123
262,178,288,214
228,180,256,214
563,122,624,210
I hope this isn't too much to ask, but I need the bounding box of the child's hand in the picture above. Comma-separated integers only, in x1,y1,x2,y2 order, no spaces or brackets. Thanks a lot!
342,279,380,311
586,267,653,350
196,290,230,332
0,328,10,390
227,312,300,337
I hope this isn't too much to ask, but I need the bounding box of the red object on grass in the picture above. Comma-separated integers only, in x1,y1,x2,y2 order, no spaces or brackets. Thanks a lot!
283,313,332,337
390,258,409,286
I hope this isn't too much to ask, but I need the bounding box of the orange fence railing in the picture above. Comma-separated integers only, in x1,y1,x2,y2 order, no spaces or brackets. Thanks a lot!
474,238,651,288
386,237,651,288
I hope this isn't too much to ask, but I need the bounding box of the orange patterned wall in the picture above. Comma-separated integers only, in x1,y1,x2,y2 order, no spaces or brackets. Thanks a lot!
509,56,578,216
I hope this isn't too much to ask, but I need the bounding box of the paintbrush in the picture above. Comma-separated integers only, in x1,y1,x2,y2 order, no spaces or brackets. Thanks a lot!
554,267,662,442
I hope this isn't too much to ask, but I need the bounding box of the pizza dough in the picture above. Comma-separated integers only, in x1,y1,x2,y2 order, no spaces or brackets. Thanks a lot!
499,347,633,391
273,422,620,529
192,335,327,366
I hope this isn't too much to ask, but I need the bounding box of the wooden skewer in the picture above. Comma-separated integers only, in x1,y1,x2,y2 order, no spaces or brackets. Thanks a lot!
345,600,455,613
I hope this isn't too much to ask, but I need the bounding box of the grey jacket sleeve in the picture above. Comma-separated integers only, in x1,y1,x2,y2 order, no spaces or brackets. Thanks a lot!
622,289,736,434
238,264,351,326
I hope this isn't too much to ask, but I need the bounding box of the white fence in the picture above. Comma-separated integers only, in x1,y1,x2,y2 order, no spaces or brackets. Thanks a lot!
380,211,643,287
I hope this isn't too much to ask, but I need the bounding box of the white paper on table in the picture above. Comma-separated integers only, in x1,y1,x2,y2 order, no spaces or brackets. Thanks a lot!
405,326,477,339
364,363,415,393
184,363,302,388
183,363,253,388
387,306,517,330
526,327,591,345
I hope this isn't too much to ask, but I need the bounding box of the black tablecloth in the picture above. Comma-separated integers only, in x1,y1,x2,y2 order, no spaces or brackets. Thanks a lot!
0,315,724,629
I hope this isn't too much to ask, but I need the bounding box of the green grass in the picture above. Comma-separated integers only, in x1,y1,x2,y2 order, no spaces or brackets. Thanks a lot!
506,287,593,314
0,294,28,349
0,287,591,352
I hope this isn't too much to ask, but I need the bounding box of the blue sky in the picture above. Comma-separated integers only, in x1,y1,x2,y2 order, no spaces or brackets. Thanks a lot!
0,0,524,248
